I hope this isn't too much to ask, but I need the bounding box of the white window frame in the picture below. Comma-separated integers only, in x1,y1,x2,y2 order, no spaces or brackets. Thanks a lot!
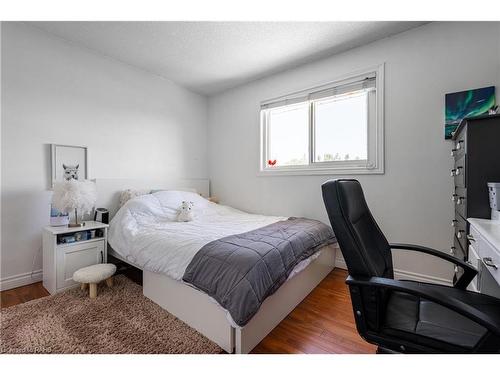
259,64,384,176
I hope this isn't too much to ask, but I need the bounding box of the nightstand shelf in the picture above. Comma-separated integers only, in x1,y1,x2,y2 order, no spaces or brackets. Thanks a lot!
43,221,108,295
56,237,104,248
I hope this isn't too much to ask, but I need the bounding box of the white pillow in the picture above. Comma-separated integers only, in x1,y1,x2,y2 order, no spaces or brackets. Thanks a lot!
117,190,210,223
119,189,150,208
152,190,210,212
123,194,176,221
150,187,197,194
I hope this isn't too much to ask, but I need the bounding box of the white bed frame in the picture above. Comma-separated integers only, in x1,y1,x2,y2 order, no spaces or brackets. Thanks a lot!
111,244,336,353
99,177,337,353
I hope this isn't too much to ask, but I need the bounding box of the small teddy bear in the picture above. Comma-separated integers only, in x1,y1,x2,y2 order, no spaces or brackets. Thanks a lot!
177,201,194,222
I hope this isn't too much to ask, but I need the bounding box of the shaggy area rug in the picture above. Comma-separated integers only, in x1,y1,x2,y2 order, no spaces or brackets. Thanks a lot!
0,275,223,354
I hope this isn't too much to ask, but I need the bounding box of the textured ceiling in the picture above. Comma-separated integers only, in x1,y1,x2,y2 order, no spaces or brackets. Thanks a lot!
30,21,427,95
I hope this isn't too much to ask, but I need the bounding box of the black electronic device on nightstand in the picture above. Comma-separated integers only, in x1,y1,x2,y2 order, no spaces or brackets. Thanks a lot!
94,208,109,224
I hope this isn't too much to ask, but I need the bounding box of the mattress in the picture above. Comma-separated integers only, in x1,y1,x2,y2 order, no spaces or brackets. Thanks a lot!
108,191,287,280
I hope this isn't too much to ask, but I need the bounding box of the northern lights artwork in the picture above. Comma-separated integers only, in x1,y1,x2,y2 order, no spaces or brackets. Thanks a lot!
445,86,496,139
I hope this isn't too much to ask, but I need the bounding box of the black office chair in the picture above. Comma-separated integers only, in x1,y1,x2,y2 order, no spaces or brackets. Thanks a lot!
321,179,500,353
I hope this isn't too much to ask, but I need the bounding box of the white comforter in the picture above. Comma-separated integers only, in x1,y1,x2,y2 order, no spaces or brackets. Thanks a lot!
108,191,286,280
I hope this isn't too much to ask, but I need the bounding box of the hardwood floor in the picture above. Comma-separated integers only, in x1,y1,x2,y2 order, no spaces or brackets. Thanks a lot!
252,268,376,353
1,281,50,308
0,268,376,354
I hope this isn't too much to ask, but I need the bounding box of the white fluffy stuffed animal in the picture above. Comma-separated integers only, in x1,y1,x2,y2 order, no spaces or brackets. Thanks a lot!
177,201,194,222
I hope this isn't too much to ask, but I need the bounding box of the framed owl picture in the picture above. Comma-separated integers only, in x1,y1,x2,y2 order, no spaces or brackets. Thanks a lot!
50,144,88,187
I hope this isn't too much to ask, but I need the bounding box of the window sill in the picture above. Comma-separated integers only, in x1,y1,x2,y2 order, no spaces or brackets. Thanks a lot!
257,165,384,176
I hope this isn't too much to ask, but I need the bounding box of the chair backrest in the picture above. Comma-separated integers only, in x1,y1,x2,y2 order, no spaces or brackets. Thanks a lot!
322,179,394,279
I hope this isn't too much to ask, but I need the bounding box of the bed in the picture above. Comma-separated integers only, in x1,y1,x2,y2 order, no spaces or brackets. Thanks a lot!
106,185,338,353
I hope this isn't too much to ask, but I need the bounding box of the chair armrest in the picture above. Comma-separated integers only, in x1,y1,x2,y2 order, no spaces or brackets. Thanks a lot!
346,275,500,337
389,243,477,289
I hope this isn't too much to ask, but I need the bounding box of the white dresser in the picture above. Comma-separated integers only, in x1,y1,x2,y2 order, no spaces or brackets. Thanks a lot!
43,221,108,295
467,218,500,298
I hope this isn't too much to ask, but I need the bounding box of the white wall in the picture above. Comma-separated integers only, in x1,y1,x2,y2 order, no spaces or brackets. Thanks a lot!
0,22,208,289
2,22,500,290
208,22,500,281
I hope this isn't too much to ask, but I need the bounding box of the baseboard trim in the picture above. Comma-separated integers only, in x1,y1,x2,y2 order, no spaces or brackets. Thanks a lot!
0,269,43,291
1,254,452,292
394,269,453,286
334,254,452,286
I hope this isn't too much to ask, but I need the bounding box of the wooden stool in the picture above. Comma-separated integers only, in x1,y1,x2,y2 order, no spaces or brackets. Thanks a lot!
73,264,117,299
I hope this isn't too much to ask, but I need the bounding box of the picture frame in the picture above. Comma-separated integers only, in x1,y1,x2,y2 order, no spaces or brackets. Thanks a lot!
445,86,496,139
50,205,70,226
50,144,88,187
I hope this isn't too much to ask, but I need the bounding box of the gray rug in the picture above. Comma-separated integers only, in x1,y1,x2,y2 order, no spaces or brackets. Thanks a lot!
0,275,223,354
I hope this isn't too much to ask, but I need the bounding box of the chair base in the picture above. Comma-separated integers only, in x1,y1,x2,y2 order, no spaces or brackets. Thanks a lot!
376,346,400,354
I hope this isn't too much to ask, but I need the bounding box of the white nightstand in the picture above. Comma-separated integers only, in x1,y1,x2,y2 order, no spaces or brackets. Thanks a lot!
42,221,109,295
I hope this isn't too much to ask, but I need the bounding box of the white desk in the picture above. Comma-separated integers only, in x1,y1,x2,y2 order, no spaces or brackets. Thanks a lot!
467,218,500,298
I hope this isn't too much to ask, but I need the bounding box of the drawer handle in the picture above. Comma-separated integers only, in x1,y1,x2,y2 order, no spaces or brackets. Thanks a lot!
483,257,498,269
450,169,456,177
466,234,475,242
451,149,457,156
450,246,456,255
451,194,458,202
456,197,464,205
457,230,464,239
455,167,462,175
451,219,458,227
456,140,464,150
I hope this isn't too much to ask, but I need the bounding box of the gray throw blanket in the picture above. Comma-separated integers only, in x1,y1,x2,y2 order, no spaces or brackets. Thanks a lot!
182,217,336,326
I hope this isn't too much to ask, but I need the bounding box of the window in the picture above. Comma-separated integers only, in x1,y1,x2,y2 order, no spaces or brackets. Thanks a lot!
260,65,384,175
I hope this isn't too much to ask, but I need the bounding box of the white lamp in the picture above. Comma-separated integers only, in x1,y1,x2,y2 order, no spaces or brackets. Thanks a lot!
52,180,97,227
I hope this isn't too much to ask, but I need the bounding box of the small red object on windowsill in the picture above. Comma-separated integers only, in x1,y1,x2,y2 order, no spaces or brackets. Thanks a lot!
268,159,277,166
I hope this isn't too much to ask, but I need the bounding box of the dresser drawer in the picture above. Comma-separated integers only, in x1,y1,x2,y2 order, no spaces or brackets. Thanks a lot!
467,243,480,292
453,155,466,188
454,214,467,251
478,237,500,287
468,221,500,288
452,129,466,158
452,234,466,260
454,187,467,218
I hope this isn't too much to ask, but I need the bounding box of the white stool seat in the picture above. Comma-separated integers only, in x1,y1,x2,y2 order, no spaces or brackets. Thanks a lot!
73,263,116,284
